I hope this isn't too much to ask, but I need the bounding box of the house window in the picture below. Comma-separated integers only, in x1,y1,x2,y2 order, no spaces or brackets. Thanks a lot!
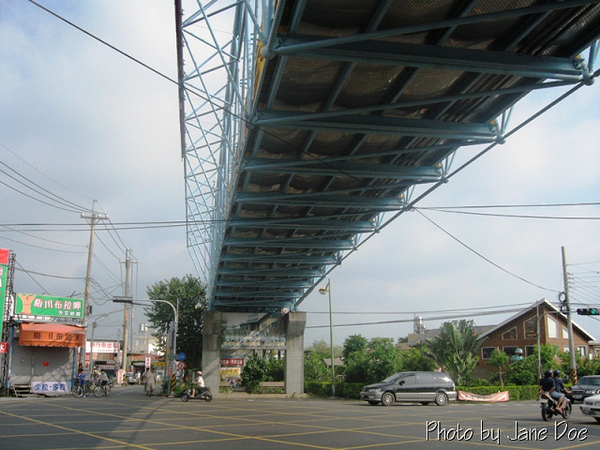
562,326,569,339
564,346,570,353
503,346,518,356
525,346,536,357
502,327,517,340
481,347,496,359
578,346,587,357
523,316,537,338
546,316,558,338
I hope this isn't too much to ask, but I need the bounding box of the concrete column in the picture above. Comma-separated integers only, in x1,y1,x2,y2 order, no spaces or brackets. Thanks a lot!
202,310,222,395
284,311,306,395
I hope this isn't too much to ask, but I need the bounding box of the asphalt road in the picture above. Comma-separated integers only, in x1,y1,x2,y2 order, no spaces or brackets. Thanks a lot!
1,385,600,449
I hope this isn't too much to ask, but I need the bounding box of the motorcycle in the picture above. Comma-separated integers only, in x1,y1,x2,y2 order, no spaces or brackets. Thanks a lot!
540,392,571,421
181,386,213,402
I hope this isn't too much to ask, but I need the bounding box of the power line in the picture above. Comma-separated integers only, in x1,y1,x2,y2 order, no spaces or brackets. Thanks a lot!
0,141,93,207
306,301,533,315
14,260,49,294
418,207,600,221
0,159,92,213
306,307,526,329
14,267,85,280
415,209,558,293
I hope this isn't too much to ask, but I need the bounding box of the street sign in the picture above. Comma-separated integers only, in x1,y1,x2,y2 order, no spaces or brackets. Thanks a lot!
177,352,186,361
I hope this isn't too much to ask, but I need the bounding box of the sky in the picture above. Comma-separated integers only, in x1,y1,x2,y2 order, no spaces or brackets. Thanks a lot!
2,1,600,349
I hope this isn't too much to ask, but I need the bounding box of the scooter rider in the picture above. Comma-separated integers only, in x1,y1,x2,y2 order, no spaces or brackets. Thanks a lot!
553,370,570,411
191,370,205,397
539,369,564,412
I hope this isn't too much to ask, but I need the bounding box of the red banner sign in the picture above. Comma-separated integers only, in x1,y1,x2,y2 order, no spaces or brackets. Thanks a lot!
221,358,244,366
0,342,8,353
0,248,8,265
458,390,510,402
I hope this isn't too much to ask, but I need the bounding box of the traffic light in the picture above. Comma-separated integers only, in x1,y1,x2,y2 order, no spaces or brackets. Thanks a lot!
576,308,599,315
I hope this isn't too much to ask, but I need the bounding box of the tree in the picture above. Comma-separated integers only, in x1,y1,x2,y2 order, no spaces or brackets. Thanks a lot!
145,275,207,370
504,344,560,385
342,335,368,361
487,348,510,385
424,320,485,385
304,351,329,381
306,339,343,358
266,354,284,381
399,345,437,372
241,353,267,393
344,337,401,383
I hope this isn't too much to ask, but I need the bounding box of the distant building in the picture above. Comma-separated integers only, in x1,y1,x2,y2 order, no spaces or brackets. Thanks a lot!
132,323,159,354
476,298,598,374
402,298,599,377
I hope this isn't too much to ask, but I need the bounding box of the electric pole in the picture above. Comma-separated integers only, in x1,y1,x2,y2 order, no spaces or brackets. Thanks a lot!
80,202,108,369
122,249,132,372
562,246,577,384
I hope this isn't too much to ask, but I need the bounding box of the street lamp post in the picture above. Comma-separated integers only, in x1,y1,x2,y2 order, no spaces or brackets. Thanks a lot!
319,280,335,397
113,297,179,395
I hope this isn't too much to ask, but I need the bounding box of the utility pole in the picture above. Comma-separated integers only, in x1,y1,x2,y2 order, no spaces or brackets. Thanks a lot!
80,202,108,369
562,246,577,384
122,250,132,372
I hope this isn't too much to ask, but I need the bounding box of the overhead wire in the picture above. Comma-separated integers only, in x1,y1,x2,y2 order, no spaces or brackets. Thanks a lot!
414,209,558,292
14,260,49,294
0,141,93,207
0,159,92,214
306,307,527,329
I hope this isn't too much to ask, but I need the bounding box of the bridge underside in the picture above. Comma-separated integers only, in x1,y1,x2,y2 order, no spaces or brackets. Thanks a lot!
180,1,600,312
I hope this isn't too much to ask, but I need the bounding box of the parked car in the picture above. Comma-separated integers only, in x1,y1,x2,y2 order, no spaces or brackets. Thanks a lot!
125,372,137,384
360,371,457,406
579,393,600,422
569,375,600,403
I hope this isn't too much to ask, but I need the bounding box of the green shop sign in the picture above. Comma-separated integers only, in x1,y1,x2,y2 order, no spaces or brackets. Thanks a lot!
15,293,84,319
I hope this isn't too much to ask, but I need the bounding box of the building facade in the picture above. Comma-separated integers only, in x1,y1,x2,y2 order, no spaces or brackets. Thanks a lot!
477,299,597,374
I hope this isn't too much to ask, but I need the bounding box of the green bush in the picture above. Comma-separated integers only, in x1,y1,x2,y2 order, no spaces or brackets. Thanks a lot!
305,381,331,397
335,382,363,399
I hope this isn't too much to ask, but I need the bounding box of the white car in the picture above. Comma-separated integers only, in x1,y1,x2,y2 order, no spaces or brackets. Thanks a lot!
580,393,600,423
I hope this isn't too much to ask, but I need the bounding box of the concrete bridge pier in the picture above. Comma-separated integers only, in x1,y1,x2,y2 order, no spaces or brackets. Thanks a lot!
284,311,306,396
202,310,306,396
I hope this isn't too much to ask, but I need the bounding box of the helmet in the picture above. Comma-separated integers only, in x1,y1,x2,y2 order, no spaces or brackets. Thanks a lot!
544,369,552,378
553,370,561,377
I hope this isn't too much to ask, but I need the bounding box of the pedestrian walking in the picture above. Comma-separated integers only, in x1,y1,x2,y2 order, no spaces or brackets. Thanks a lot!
141,368,149,393
145,368,156,397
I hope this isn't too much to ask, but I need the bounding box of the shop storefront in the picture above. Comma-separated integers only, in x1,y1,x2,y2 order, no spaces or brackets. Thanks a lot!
9,322,85,394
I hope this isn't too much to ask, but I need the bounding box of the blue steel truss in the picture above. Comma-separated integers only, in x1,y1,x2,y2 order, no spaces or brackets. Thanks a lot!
178,0,600,312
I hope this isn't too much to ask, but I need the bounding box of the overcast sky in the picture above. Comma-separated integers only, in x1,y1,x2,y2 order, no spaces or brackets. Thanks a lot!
2,1,600,348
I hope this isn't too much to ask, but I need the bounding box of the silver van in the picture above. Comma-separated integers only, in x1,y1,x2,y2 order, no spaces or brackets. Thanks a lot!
360,371,457,406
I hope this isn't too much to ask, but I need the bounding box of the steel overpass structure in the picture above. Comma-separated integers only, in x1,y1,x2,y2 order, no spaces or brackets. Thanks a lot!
176,0,600,313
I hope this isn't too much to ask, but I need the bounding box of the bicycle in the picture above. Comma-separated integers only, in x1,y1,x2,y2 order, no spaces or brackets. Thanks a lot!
72,379,90,398
93,382,111,398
